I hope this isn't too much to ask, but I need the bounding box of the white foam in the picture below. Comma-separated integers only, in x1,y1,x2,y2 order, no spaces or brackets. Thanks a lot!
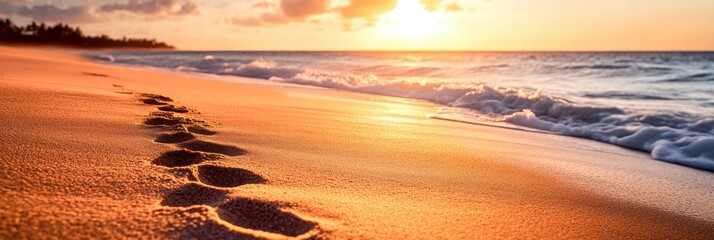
273,67,714,171
229,58,302,80
97,54,114,62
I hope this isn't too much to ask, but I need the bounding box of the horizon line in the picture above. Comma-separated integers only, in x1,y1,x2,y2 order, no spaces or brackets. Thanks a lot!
171,49,714,53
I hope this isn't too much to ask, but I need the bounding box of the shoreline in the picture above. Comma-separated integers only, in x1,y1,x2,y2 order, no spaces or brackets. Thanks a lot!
86,50,714,173
1,46,713,239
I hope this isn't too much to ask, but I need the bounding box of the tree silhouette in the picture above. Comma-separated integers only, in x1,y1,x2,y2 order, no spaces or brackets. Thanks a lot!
0,18,174,49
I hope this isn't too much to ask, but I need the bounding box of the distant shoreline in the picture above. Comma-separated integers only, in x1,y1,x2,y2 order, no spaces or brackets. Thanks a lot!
0,18,174,49
0,43,175,51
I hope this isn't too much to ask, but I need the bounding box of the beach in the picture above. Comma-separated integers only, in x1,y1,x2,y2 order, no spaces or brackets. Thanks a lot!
1,46,713,239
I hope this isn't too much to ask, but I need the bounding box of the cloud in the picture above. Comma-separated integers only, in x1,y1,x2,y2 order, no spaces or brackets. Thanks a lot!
420,0,442,12
231,0,394,27
337,0,398,19
280,0,330,18
338,0,462,31
230,0,463,27
230,12,290,26
0,0,25,15
3,0,200,23
419,0,463,12
252,1,276,9
99,0,200,16
175,1,200,15
443,2,462,12
17,4,99,23
337,0,462,19
230,0,330,26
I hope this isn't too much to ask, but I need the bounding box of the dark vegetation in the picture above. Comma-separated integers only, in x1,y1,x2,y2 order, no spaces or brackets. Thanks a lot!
0,18,173,49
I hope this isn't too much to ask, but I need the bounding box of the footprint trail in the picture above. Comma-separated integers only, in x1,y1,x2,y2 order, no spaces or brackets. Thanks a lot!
129,90,320,238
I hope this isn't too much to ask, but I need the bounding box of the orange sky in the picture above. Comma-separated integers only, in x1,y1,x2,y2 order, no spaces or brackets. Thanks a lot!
2,0,714,50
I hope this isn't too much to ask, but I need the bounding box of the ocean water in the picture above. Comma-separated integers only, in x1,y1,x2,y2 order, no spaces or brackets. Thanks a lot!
86,51,714,171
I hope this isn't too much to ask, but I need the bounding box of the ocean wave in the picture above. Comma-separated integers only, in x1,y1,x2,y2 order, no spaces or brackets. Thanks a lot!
90,53,714,171
92,54,115,63
355,65,450,78
230,58,303,79
319,78,714,171
240,58,714,171
562,64,631,70
657,73,714,83
583,92,674,100
639,66,673,72
468,64,510,71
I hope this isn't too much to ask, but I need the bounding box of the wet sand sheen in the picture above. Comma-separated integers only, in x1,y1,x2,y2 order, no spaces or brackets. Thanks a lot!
0,46,713,239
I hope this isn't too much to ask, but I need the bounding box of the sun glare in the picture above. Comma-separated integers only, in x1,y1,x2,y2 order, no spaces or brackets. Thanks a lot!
380,0,444,38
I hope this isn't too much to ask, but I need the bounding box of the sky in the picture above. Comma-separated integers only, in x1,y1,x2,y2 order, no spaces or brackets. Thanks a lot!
1,0,713,51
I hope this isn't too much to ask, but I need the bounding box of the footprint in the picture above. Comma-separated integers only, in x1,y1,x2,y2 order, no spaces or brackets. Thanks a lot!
164,124,215,135
144,116,201,126
151,206,256,239
197,165,266,188
155,132,196,143
149,111,175,118
114,90,134,95
140,93,173,102
178,140,246,156
141,98,169,105
144,117,184,126
161,183,228,207
167,168,198,182
158,105,189,113
216,198,317,237
187,125,217,135
82,72,109,78
152,150,223,167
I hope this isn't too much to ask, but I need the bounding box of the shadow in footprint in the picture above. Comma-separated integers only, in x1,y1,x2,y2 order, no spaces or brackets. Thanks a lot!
144,117,183,126
161,183,228,207
141,98,168,105
179,140,246,156
153,206,256,239
165,124,216,135
83,72,109,78
158,105,189,113
152,150,223,167
197,165,266,188
187,125,217,135
144,116,202,126
155,132,196,143
150,111,174,118
217,198,316,237
141,93,173,102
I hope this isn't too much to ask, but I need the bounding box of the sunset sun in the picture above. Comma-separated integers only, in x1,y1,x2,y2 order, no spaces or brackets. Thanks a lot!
380,0,445,38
